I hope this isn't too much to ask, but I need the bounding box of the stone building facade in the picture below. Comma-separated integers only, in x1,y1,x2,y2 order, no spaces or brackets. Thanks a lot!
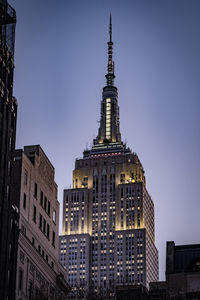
13,145,70,300
59,16,158,298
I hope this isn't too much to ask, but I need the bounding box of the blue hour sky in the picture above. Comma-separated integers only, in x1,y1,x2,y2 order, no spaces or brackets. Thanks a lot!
9,0,200,280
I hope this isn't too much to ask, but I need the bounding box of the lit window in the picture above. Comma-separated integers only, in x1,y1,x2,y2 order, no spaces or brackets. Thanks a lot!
106,98,111,139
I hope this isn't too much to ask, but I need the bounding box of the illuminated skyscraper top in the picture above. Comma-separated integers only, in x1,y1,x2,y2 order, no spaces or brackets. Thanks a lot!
84,16,128,158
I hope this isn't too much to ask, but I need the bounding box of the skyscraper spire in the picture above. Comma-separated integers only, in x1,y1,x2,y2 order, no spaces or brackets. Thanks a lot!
109,13,112,42
84,15,127,157
106,14,115,86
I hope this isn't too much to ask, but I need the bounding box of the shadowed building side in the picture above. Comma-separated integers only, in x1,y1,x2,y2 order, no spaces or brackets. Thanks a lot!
166,241,200,299
0,1,18,299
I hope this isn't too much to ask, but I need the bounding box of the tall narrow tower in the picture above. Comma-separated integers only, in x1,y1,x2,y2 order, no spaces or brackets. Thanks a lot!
0,1,18,299
59,17,158,298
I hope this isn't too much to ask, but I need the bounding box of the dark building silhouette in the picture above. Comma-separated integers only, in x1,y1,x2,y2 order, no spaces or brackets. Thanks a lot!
59,16,158,298
166,241,200,299
136,242,200,300
0,0,18,299
116,284,148,300
148,282,166,300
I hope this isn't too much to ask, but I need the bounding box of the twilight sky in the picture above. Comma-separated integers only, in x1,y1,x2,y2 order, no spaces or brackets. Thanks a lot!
9,0,200,281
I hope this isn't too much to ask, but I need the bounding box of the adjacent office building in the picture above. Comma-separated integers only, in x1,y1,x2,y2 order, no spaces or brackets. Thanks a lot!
0,1,18,299
13,145,70,299
59,17,158,298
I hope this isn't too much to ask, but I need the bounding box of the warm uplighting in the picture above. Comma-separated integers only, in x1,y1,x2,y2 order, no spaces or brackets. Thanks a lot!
106,98,111,140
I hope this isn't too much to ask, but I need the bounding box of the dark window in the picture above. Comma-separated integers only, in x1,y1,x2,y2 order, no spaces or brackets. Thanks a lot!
44,196,47,211
29,281,33,300
23,193,26,209
47,224,50,239
48,201,50,215
34,183,37,199
39,214,42,229
33,206,36,223
18,269,23,290
52,231,55,247
120,173,125,183
43,219,46,234
83,176,88,187
32,237,35,246
21,224,26,235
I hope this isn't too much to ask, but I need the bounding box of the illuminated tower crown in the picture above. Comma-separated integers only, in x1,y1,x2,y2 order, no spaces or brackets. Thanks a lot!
84,15,129,158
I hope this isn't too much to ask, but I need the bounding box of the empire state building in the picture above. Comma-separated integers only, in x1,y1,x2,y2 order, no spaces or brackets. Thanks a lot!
59,16,158,297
